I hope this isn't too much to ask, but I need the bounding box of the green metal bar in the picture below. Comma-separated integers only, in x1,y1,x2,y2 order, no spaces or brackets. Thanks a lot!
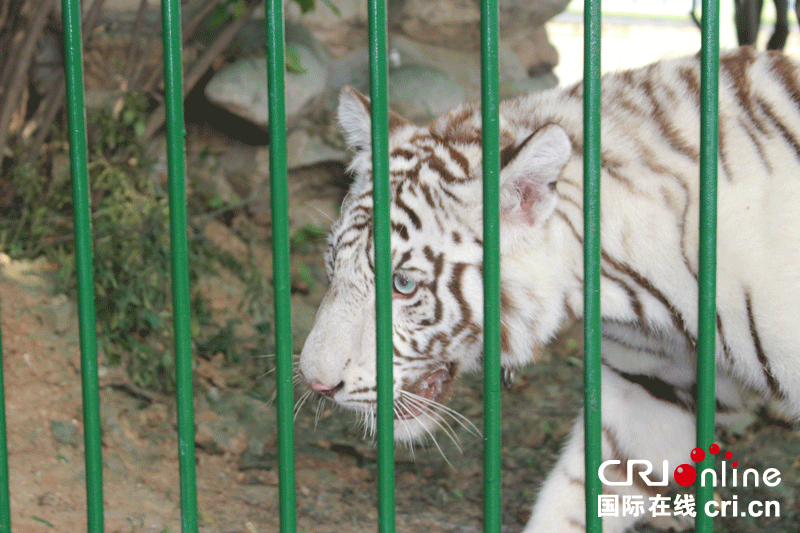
583,1,602,531
160,1,199,531
695,0,719,531
0,324,10,533
264,0,297,531
368,1,395,531
479,1,502,532
61,0,105,530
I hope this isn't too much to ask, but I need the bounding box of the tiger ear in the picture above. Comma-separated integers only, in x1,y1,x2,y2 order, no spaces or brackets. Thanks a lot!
338,85,410,152
499,124,571,226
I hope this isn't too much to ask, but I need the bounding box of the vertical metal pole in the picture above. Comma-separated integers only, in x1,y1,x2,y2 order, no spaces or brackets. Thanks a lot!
583,1,602,531
160,1,199,531
0,326,10,533
264,0,297,531
479,1,502,532
367,1,395,531
696,0,719,531
61,1,105,530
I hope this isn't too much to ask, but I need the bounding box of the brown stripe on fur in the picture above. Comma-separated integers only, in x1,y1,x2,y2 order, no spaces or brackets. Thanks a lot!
745,292,785,399
553,208,583,244
768,51,800,109
389,110,409,133
678,65,701,103
499,288,518,353
391,148,416,160
500,323,511,353
563,468,584,489
446,262,481,343
717,113,734,182
602,252,697,349
605,164,636,193
603,425,661,496
601,269,647,327
394,184,422,229
602,330,673,360
445,144,471,176
716,314,733,364
423,150,461,183
567,81,582,99
391,222,409,241
499,130,536,169
720,49,770,135
739,117,773,172
640,76,700,162
417,182,438,209
607,364,694,412
568,518,585,530
756,97,800,162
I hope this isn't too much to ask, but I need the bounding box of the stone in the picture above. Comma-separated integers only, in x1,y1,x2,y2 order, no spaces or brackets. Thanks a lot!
48,294,73,335
388,65,465,122
327,34,555,122
286,129,348,169
388,35,557,105
195,391,276,456
204,44,328,129
511,26,560,77
50,420,81,448
398,0,571,50
286,0,370,57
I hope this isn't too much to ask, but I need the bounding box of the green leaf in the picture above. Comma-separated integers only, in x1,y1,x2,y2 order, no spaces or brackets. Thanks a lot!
285,44,306,74
319,0,341,17
293,0,315,14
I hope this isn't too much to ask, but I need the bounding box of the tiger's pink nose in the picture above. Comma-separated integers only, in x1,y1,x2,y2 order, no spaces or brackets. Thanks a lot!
306,379,344,397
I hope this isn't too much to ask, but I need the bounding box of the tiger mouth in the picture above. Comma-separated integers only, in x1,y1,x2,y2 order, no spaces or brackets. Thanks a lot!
396,361,458,420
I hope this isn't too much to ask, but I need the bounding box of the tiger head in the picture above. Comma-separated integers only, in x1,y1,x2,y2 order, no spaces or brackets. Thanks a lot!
298,87,573,443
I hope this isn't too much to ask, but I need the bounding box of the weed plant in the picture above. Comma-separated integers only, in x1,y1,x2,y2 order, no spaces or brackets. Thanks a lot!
0,91,273,391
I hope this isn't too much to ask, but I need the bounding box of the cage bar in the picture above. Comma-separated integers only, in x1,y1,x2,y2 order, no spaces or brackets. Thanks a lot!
160,0,199,531
582,1,603,531
0,328,10,533
479,1,502,532
696,0,720,531
367,1,396,531
264,0,298,530
61,0,105,530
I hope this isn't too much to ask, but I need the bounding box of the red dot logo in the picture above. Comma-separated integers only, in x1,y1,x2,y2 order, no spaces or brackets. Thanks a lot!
709,444,720,455
674,464,697,487
690,447,705,462
725,451,733,460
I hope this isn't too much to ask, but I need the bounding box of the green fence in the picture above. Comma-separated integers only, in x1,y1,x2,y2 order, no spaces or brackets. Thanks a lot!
0,0,721,532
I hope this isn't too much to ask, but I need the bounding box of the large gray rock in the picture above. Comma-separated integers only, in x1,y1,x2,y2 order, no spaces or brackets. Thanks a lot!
326,34,558,123
398,0,570,50
388,65,466,123
290,0,569,54
204,44,327,129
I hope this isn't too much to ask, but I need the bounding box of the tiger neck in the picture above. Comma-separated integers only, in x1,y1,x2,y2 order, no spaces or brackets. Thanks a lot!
499,209,585,368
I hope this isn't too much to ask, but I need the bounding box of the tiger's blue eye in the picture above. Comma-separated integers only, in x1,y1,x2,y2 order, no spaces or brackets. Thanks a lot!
392,273,417,296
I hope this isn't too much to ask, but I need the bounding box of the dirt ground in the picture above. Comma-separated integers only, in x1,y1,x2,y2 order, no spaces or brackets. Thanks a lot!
1,229,799,533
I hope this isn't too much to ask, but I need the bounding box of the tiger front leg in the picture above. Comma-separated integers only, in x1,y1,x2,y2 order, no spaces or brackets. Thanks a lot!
522,365,696,533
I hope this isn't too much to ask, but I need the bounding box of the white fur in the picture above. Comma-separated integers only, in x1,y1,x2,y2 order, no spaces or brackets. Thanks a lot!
299,49,800,532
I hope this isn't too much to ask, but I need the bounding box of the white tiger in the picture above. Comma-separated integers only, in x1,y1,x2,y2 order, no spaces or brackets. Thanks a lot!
297,47,800,532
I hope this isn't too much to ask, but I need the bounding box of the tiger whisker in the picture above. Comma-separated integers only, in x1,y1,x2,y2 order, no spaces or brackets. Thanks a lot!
293,389,314,421
399,393,464,454
314,395,328,427
399,389,481,438
305,202,337,225
418,417,453,468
